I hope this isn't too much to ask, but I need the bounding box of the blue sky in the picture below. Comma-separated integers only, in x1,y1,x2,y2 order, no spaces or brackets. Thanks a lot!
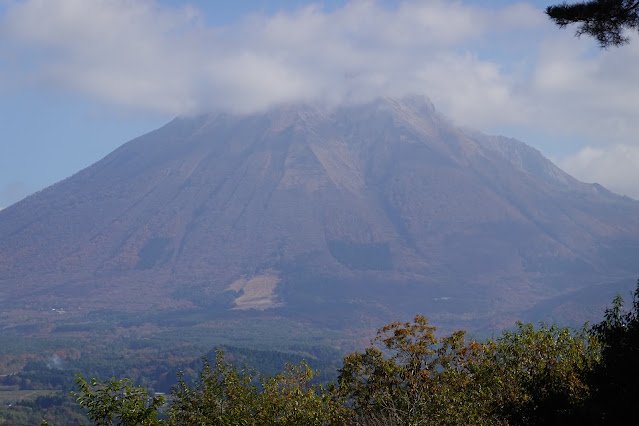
2,0,639,208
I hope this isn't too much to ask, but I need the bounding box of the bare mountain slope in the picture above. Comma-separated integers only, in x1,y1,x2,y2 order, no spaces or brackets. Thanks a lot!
1,96,638,331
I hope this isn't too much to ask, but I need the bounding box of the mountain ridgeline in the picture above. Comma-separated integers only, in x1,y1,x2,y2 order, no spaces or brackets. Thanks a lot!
1,96,638,332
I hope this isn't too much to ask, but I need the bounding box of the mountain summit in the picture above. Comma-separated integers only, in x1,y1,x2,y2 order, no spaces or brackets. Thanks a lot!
1,96,638,331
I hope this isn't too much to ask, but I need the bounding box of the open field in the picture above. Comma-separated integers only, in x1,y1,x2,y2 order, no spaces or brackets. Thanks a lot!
0,388,59,405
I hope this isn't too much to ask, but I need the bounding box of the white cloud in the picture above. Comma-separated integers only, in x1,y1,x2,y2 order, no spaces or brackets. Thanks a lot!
1,0,205,112
2,0,639,195
0,0,541,118
529,35,639,146
562,145,639,199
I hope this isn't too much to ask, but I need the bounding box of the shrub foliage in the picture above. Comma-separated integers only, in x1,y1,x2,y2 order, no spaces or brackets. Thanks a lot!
72,280,639,425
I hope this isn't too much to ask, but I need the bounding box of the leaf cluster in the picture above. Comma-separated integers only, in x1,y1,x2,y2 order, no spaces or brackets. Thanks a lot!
75,349,352,426
481,322,598,425
338,315,597,425
588,279,639,423
71,375,165,425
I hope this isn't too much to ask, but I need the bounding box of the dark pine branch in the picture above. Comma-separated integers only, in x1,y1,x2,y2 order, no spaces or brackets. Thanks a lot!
546,0,639,48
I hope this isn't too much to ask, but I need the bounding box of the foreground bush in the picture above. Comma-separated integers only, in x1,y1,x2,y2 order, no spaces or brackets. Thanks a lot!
168,350,352,425
71,376,165,425
73,350,352,426
337,315,492,425
337,316,597,425
588,279,639,424
72,280,639,425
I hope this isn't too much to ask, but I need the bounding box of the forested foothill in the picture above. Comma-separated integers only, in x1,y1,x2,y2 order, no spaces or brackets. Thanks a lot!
3,279,635,425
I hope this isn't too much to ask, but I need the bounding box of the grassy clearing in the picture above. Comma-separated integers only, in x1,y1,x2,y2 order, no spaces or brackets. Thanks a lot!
0,389,59,405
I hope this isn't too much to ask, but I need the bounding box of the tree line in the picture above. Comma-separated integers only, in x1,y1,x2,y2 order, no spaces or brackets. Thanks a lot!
60,279,639,425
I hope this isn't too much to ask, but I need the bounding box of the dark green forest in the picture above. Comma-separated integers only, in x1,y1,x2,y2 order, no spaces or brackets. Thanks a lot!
3,279,637,425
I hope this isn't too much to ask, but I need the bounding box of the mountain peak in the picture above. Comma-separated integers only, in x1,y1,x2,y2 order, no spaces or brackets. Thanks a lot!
1,94,639,332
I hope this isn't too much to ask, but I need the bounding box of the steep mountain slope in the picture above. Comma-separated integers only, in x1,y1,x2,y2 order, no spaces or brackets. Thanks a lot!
1,96,638,331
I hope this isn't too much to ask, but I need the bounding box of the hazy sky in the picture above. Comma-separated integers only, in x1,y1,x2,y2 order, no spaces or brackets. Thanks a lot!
1,0,639,209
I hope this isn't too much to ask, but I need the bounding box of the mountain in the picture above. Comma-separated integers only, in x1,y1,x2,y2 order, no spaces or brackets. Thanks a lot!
1,96,638,334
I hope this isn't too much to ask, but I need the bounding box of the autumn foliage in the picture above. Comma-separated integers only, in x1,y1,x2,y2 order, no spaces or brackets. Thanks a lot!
72,281,639,425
